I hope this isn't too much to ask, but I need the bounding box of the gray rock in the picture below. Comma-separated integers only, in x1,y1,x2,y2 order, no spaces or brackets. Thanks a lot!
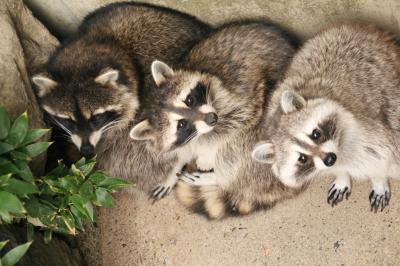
0,0,58,174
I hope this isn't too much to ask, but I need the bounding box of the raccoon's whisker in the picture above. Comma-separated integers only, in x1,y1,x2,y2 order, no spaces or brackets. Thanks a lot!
101,119,124,132
50,117,72,136
182,131,197,146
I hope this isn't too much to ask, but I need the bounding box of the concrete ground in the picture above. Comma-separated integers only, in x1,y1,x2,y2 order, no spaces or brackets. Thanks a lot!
98,178,400,266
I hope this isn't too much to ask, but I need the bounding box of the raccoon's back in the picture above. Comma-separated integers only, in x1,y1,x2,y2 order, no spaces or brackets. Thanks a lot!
185,20,298,94
78,2,211,70
286,24,400,119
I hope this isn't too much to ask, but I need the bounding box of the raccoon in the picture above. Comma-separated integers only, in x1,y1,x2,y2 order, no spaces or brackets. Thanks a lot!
252,24,400,211
130,20,301,217
31,2,211,192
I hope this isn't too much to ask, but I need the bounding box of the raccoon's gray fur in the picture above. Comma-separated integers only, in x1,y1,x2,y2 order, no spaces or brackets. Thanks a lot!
32,2,211,192
252,24,400,211
130,20,301,218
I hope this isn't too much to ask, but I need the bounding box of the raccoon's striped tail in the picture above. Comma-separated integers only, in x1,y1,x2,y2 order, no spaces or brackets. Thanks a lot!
175,181,255,219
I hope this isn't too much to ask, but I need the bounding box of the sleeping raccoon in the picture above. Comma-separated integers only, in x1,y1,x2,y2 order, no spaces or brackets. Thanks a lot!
130,20,301,217
32,2,211,192
252,25,400,211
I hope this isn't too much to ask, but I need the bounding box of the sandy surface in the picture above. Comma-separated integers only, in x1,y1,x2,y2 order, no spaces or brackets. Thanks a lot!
97,178,400,266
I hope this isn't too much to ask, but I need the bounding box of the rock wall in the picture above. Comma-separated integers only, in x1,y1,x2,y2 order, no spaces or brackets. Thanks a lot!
24,0,400,39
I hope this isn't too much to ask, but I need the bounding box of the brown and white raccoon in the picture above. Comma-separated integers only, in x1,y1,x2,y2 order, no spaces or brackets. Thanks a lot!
130,20,302,217
252,25,400,211
31,2,211,192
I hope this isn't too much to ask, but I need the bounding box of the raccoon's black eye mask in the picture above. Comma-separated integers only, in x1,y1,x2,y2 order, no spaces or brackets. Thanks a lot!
174,119,196,147
53,116,77,132
184,82,208,108
90,111,120,129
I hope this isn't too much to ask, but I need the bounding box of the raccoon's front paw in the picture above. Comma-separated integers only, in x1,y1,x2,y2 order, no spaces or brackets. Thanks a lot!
369,183,390,212
327,180,351,206
179,171,217,186
150,178,178,201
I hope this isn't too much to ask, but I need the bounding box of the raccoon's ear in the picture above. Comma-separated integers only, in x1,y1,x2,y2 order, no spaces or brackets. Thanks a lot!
95,68,119,85
251,142,275,164
280,90,306,114
151,60,174,86
129,120,155,141
32,75,58,97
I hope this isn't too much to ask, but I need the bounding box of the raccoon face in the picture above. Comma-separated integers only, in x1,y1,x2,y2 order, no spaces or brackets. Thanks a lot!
252,90,342,187
129,61,219,152
32,68,138,158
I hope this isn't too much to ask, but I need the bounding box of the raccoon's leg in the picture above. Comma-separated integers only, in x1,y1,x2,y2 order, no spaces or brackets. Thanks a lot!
151,161,187,200
369,177,390,212
327,174,351,206
179,171,218,186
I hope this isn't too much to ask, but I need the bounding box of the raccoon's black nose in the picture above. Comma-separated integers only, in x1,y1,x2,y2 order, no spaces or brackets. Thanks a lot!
81,144,95,158
324,152,337,167
205,112,218,126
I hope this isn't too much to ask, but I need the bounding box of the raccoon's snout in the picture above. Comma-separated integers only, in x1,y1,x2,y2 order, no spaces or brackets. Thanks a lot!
81,144,95,158
323,152,337,167
205,112,218,126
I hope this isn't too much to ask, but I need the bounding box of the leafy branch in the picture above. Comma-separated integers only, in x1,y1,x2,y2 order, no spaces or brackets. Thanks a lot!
0,107,131,262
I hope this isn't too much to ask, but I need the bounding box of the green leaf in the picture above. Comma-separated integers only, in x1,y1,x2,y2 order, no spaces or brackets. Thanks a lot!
88,172,106,184
74,157,86,168
5,112,28,147
0,142,14,155
21,129,49,146
13,161,34,182
23,142,52,158
3,178,39,196
98,177,131,191
0,107,11,140
25,197,53,218
44,230,52,244
57,176,80,193
0,240,8,251
70,206,84,231
94,187,114,208
0,191,25,223
27,224,34,242
79,181,94,202
70,164,82,176
0,160,19,176
10,151,31,162
0,174,11,187
60,211,76,235
79,162,96,176
69,195,89,218
1,241,32,266
84,202,94,222
47,162,67,177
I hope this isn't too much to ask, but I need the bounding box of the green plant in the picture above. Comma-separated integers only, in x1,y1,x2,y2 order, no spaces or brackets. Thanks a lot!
0,240,32,266
0,107,131,259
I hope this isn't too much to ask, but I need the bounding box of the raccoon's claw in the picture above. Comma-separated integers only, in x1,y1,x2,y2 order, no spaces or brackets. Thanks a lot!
150,185,172,202
179,171,218,186
369,189,390,212
327,184,351,206
179,171,200,185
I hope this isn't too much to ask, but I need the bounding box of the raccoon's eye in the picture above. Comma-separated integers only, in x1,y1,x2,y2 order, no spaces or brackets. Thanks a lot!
91,114,107,128
311,129,321,140
57,118,75,130
298,154,308,164
184,95,195,107
177,119,188,130
90,111,119,129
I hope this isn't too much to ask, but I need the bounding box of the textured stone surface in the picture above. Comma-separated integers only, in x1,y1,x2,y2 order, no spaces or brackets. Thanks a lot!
100,179,400,266
24,0,400,39
0,0,58,175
